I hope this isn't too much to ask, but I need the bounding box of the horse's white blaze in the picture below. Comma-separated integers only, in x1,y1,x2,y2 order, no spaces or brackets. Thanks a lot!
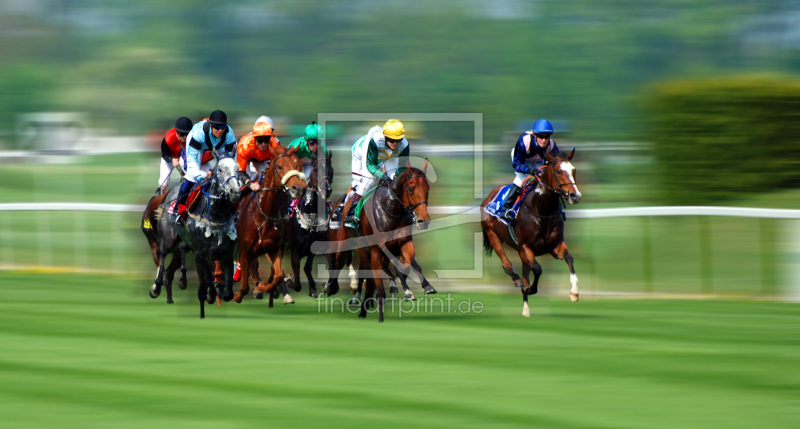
280,170,307,185
522,301,530,317
560,161,581,198
569,273,579,294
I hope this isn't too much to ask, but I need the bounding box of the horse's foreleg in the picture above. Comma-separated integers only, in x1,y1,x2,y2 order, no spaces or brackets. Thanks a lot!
290,249,302,293
234,250,251,303
195,255,209,318
259,250,293,305
552,241,578,302
221,256,234,302
303,254,317,298
372,247,386,323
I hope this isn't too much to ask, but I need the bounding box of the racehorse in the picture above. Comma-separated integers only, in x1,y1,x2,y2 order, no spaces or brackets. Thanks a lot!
285,156,333,298
141,191,189,304
325,160,432,322
233,146,307,307
173,155,242,318
481,149,582,317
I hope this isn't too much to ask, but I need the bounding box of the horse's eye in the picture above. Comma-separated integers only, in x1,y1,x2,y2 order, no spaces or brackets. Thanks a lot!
278,165,283,170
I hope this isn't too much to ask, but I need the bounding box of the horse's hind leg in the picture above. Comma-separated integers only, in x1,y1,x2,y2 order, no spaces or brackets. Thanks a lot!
409,257,436,295
552,241,579,302
518,244,541,295
164,252,182,304
178,243,188,290
150,251,167,299
484,226,523,288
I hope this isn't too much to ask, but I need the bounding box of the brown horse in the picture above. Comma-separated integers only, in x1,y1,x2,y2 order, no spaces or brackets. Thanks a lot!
481,149,582,317
233,146,307,306
325,161,431,322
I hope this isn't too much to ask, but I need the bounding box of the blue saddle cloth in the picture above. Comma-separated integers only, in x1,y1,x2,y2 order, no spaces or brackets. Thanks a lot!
484,184,528,225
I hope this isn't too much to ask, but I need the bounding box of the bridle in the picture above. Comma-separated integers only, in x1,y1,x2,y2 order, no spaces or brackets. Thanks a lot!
309,157,332,192
536,160,577,199
383,169,429,219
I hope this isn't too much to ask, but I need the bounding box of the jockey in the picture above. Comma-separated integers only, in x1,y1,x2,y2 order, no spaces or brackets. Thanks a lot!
344,119,409,229
236,116,282,193
287,122,328,180
156,117,193,195
173,109,237,225
500,118,560,221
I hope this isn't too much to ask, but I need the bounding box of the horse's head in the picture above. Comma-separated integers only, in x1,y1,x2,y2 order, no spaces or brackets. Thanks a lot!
543,148,582,204
394,159,431,229
310,154,333,200
269,146,307,199
213,156,242,203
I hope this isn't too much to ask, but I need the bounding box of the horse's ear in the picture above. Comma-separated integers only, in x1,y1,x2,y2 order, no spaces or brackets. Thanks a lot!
567,148,575,160
422,158,428,174
406,158,412,170
287,146,299,156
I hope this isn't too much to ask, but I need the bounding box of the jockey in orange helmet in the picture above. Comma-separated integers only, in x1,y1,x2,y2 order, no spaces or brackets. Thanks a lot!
236,116,282,192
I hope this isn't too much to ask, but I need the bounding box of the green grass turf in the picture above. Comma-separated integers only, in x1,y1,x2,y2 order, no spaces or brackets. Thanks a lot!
0,271,797,429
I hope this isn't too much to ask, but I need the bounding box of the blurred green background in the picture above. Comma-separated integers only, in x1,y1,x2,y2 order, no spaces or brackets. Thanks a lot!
2,3,800,428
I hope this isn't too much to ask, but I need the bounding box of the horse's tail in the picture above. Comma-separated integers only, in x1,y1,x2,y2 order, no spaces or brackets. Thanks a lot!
482,229,493,257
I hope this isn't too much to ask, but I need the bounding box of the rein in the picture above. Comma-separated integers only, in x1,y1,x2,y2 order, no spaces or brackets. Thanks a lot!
381,171,428,219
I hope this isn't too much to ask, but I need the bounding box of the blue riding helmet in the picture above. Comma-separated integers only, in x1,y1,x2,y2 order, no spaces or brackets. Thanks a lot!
532,119,554,134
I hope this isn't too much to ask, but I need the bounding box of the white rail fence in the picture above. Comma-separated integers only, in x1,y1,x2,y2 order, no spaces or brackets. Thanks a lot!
2,203,799,300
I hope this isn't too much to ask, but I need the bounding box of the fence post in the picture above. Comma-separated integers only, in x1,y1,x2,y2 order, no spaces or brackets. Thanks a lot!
759,218,775,297
642,217,652,293
698,216,712,294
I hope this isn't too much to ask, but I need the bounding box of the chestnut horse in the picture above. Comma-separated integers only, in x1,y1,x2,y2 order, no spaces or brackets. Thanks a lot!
325,161,431,322
233,146,306,306
481,149,582,317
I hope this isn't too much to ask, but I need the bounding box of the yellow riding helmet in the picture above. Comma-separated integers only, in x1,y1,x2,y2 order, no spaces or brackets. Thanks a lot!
382,119,405,140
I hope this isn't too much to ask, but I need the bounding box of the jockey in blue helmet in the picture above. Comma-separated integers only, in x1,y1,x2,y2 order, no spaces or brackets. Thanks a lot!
500,119,560,221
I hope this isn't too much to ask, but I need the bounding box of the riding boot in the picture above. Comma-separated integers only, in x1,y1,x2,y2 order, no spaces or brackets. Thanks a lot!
344,194,363,229
501,184,522,222
173,179,194,226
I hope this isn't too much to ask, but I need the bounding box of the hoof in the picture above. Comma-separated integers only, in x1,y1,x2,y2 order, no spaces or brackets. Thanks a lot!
254,292,264,300
347,297,361,307
514,279,525,289
287,277,301,292
389,285,399,294
405,291,416,301
423,285,437,295
271,287,280,299
358,311,367,319
284,295,295,305
522,308,530,317
206,286,217,305
233,292,243,303
309,289,318,299
149,284,160,299
324,280,340,296
569,292,579,302
178,277,187,290
166,299,174,304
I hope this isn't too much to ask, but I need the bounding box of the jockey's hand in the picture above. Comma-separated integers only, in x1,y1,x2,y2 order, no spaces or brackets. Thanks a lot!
379,175,391,187
249,182,261,191
171,157,180,168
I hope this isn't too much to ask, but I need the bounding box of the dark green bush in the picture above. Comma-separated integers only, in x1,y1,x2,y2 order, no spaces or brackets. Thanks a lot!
645,77,800,205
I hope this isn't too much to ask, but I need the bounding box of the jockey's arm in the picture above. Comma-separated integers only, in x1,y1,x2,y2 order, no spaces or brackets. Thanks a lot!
160,137,173,163
512,142,532,175
365,139,386,179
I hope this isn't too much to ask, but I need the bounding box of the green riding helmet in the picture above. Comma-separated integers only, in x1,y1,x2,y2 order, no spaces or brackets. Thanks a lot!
304,122,323,140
